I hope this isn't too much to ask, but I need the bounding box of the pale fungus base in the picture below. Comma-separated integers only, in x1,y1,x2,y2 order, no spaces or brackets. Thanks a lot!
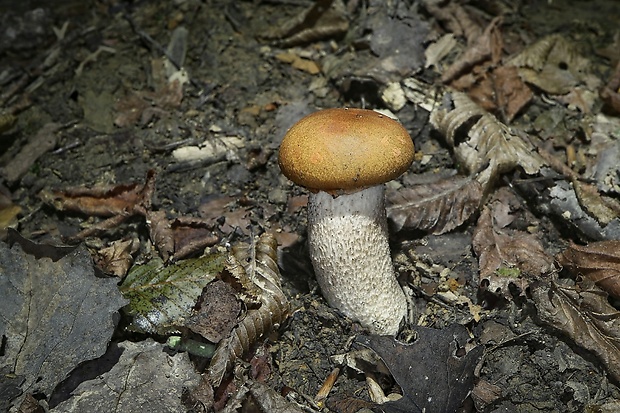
307,186,407,335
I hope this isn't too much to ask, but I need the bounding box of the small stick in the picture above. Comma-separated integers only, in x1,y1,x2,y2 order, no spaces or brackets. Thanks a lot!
314,367,340,408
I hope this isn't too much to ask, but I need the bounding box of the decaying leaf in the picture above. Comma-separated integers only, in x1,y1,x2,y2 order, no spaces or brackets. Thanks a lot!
355,324,483,413
572,178,620,226
430,91,545,190
441,16,503,83
94,237,139,277
186,279,241,343
531,280,620,383
601,60,620,115
508,34,591,95
472,204,554,298
208,233,290,387
39,170,156,218
260,0,348,47
558,240,620,299
50,340,200,412
119,252,227,334
386,174,483,234
0,242,128,410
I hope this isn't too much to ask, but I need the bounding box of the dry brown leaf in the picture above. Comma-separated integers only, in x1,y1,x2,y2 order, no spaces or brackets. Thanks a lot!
531,280,620,383
508,34,590,95
386,174,483,234
208,233,290,387
473,205,554,298
39,170,156,217
558,241,620,299
430,91,545,191
441,17,503,83
95,238,139,277
260,0,348,47
170,216,220,261
186,280,241,343
146,210,175,263
422,0,482,43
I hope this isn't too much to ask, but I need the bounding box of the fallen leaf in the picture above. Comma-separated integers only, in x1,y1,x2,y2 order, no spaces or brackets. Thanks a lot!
186,279,241,343
50,340,200,412
386,174,483,234
531,279,620,383
572,178,620,226
508,34,591,95
208,233,290,387
0,242,128,410
260,0,348,47
119,252,227,334
95,238,139,277
430,90,545,191
355,324,483,413
472,205,554,298
558,240,620,299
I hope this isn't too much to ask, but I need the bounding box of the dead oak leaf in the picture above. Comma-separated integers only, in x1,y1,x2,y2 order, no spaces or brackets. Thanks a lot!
558,240,620,300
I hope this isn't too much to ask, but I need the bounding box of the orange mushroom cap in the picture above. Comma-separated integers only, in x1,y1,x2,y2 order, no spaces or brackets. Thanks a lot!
278,108,415,194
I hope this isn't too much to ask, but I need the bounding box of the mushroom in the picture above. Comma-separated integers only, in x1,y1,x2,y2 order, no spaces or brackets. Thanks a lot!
278,108,414,335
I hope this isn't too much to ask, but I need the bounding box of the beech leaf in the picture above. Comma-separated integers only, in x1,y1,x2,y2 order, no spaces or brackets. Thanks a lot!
531,280,620,382
386,174,483,234
430,91,545,190
558,240,620,299
119,253,227,334
208,233,290,387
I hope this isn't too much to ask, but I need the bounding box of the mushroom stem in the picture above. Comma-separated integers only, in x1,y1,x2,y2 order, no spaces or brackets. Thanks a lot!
307,185,407,335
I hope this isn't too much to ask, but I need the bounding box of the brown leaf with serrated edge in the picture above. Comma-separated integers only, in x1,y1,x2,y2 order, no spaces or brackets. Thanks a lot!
531,279,620,383
430,91,544,191
473,205,554,298
386,174,482,234
558,241,620,299
208,233,290,387
39,170,156,217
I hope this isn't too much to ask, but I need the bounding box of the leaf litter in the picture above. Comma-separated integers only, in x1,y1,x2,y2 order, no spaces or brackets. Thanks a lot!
4,0,620,411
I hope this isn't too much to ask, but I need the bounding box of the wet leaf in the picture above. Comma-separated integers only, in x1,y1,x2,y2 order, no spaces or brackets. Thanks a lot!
558,240,620,299
356,324,483,413
531,280,620,382
208,233,290,387
472,205,554,298
0,242,128,410
430,91,545,190
50,340,200,412
119,252,227,334
386,174,483,234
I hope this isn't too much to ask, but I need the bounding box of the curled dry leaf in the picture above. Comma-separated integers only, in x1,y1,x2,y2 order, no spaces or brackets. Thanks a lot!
208,233,290,387
39,170,156,217
259,0,348,47
531,280,620,383
430,91,544,191
95,237,139,277
558,240,620,299
473,205,554,298
386,174,483,234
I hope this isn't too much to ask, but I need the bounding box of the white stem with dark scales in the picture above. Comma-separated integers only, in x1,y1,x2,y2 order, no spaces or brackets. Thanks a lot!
307,185,407,335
